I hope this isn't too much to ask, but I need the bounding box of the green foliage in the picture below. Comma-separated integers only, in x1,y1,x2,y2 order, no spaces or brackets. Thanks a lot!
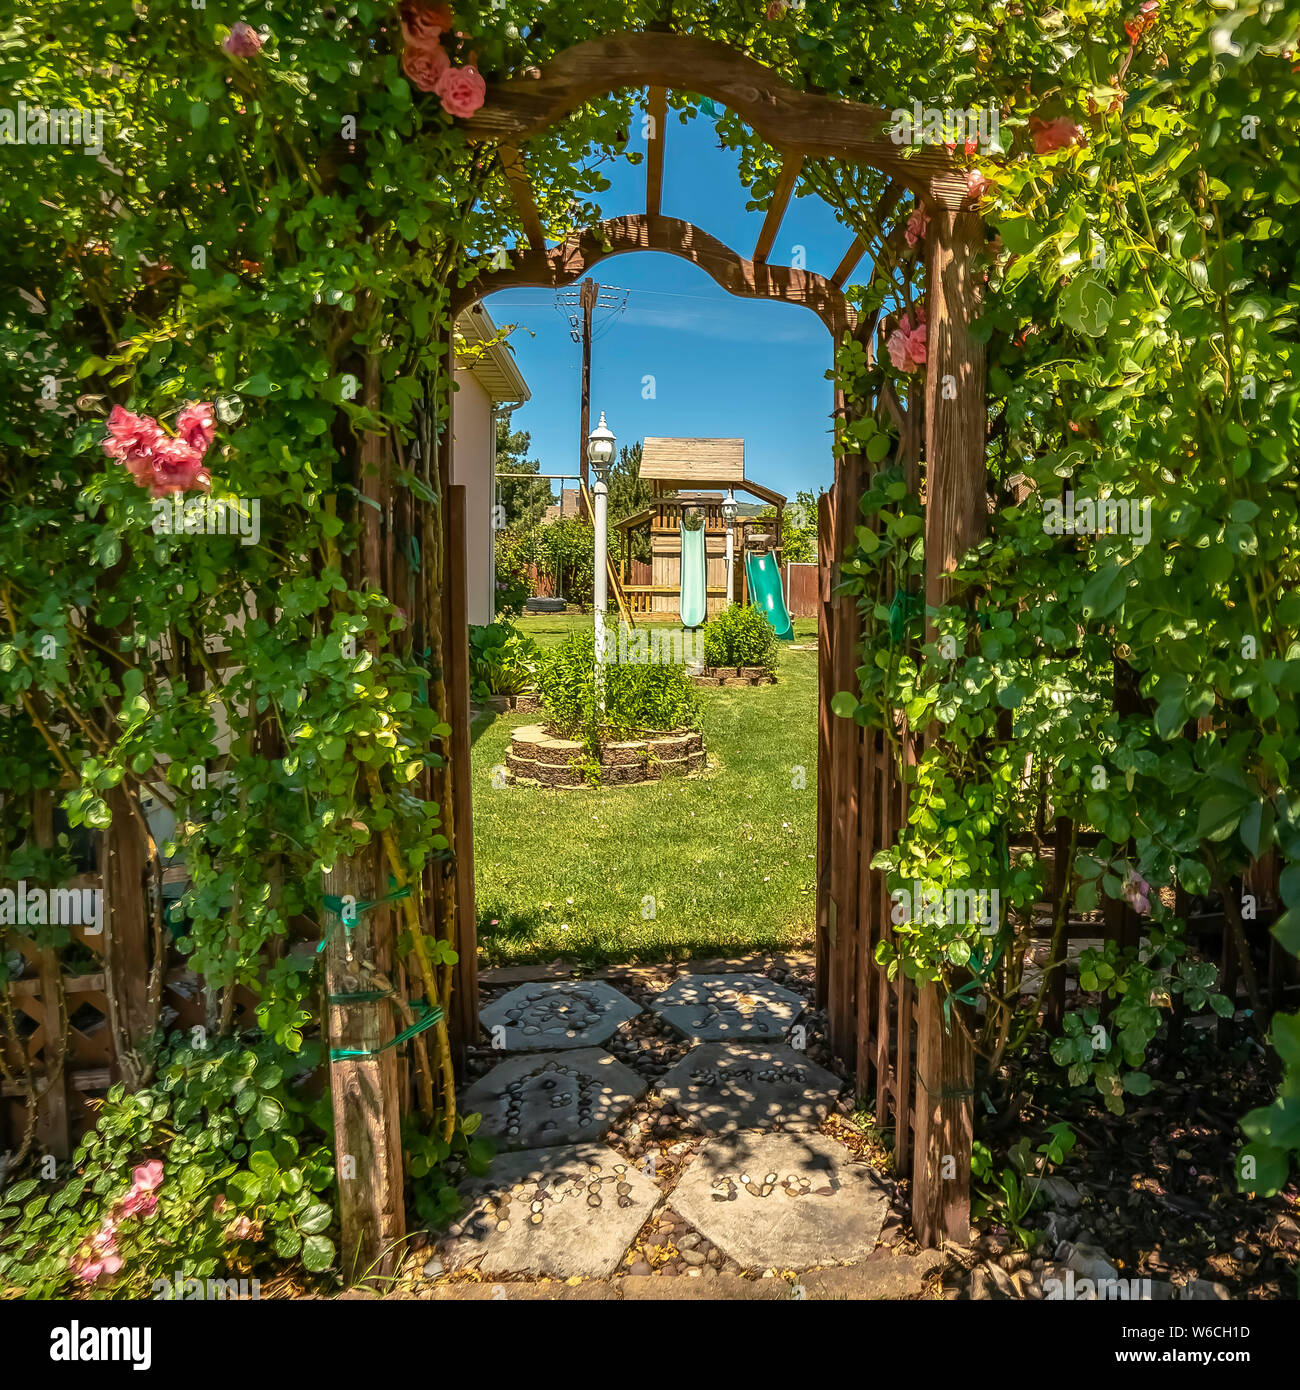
538,628,701,755
704,602,779,672
402,1108,493,1231
758,488,819,565
608,441,656,565
497,518,596,609
468,620,540,700
972,1123,1077,1250
827,1,1300,1188
0,1036,336,1298
494,419,554,533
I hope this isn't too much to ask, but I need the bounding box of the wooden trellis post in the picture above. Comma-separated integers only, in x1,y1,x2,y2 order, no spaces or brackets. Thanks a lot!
325,354,405,1282
912,204,986,1247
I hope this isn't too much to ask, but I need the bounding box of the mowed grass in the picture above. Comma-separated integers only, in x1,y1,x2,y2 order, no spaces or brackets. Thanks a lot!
471,614,820,966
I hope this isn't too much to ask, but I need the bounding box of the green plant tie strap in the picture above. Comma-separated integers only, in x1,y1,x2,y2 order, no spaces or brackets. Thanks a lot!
316,882,413,953
328,1000,444,1061
888,588,924,644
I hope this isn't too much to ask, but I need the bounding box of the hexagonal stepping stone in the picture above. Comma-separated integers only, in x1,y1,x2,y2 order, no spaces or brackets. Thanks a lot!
655,1041,842,1134
668,1131,890,1270
439,1143,661,1278
480,979,641,1051
462,1048,647,1148
652,972,804,1041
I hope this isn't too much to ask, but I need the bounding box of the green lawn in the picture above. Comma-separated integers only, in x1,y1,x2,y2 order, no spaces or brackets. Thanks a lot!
471,614,820,966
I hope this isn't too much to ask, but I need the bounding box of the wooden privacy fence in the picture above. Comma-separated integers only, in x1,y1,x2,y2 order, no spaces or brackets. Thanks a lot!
785,561,818,618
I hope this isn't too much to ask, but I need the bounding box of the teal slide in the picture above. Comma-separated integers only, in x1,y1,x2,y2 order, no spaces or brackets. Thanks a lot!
744,550,795,641
679,520,707,628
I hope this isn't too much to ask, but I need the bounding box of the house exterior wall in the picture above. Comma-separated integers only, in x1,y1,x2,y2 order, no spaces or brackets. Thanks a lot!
451,366,495,626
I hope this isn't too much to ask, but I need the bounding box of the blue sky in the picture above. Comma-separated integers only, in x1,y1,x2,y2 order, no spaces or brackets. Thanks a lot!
482,103,861,505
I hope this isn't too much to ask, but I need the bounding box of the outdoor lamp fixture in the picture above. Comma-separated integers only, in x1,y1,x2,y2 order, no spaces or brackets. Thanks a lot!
586,411,616,476
588,411,616,711
723,489,738,605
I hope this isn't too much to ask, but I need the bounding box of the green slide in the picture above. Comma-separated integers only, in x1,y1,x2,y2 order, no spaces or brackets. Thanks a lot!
744,550,795,641
679,520,708,628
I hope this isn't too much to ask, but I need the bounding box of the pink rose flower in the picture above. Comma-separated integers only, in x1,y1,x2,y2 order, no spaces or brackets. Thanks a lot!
176,402,215,454
886,313,927,374
71,1224,123,1282
965,168,994,203
225,1215,256,1241
904,206,929,248
132,1160,165,1193
434,63,486,119
1123,871,1151,916
103,405,215,498
401,0,453,44
121,1188,158,1218
222,22,264,57
1125,0,1158,44
766,1,791,18
103,405,161,461
403,41,451,93
1031,115,1086,155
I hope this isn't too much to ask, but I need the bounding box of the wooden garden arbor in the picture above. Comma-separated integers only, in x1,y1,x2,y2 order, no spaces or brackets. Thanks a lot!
443,31,990,1249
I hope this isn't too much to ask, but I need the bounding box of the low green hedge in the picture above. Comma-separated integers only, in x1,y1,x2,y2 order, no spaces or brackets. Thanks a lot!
539,629,701,753
703,603,778,672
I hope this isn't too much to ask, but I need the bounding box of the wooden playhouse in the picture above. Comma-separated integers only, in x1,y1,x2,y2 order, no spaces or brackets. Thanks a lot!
613,437,786,621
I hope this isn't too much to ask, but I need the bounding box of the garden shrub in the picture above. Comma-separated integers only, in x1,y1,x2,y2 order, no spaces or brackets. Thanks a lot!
468,620,540,700
704,602,779,672
0,1036,337,1298
539,629,701,754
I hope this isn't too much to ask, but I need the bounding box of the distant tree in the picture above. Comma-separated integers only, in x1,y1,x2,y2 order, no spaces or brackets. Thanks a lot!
495,417,554,531
757,487,819,564
607,441,664,564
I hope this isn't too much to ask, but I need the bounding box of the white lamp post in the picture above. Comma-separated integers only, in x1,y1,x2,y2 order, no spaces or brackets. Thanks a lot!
722,490,738,606
587,411,616,710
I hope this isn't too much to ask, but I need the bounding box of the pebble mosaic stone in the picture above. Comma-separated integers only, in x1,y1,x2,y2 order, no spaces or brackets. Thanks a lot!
462,1047,647,1147
480,979,641,1051
668,1131,892,1269
439,1143,663,1278
655,1041,842,1134
651,972,804,1041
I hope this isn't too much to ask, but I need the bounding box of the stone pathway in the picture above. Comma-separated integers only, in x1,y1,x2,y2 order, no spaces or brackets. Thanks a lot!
480,979,641,1050
656,1041,842,1135
459,1048,646,1148
424,961,937,1296
651,972,803,1041
440,1144,661,1279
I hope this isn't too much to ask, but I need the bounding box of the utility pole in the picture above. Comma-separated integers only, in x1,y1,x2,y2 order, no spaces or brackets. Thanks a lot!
578,278,598,520
557,280,628,522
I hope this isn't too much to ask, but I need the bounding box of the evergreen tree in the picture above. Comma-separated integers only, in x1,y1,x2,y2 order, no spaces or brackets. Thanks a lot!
494,417,554,531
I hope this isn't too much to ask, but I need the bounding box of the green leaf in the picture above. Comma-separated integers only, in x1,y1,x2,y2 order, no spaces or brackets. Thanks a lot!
1080,563,1126,619
301,1233,336,1272
1059,272,1115,337
1236,1142,1290,1197
226,1170,261,1208
1196,795,1246,843
298,1202,333,1235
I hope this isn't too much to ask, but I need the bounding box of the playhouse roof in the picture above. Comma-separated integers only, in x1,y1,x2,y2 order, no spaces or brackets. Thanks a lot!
641,437,745,487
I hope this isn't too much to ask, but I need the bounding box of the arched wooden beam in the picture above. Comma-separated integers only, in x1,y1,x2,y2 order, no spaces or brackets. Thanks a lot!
452,213,856,342
462,32,969,209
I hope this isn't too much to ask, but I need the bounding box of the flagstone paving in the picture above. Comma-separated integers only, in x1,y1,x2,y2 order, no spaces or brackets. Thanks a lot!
480,979,641,1050
462,1048,647,1148
666,1131,891,1269
655,1041,844,1134
433,968,921,1293
650,972,804,1042
437,1143,661,1279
